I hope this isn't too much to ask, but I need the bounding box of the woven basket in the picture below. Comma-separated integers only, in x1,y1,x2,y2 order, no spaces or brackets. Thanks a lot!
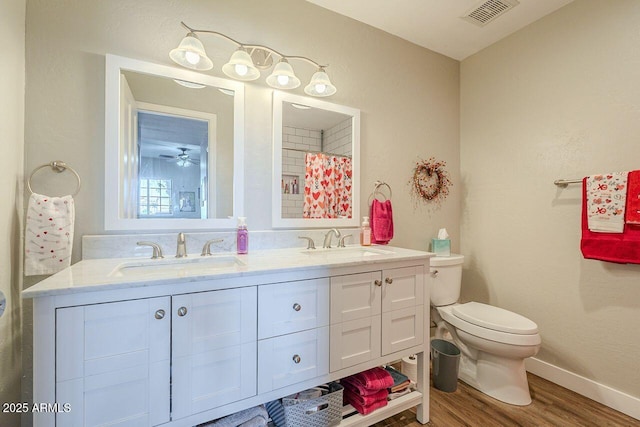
282,383,343,427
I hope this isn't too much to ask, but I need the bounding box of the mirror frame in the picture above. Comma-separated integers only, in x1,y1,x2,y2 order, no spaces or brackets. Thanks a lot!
105,54,245,230
272,91,360,228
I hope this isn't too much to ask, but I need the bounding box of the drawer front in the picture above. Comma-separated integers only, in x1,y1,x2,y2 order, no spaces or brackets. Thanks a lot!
381,305,424,355
259,278,330,339
329,315,381,372
381,266,424,313
258,327,329,394
330,271,382,324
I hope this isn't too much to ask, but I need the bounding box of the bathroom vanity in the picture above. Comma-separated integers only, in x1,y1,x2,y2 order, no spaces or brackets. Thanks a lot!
24,246,431,427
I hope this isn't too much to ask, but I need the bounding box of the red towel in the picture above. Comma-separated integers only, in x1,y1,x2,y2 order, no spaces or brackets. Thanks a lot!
340,377,382,396
581,176,640,264
343,388,388,415
343,367,394,391
370,199,394,244
626,170,640,225
341,385,388,406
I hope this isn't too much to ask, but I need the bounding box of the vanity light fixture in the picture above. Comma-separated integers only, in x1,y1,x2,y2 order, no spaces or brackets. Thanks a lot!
169,21,337,97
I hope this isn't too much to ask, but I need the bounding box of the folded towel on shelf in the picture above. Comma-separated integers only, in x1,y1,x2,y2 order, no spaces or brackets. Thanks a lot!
204,405,268,427
341,384,388,406
581,177,640,264
370,199,394,244
343,388,388,415
586,172,628,233
25,193,75,276
343,367,394,391
384,365,409,387
340,377,382,396
625,170,640,225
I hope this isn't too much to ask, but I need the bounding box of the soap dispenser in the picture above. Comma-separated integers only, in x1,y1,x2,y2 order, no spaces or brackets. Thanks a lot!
237,217,248,254
360,216,371,246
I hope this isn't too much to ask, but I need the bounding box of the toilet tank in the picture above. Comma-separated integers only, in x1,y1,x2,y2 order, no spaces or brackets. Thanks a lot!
430,254,464,306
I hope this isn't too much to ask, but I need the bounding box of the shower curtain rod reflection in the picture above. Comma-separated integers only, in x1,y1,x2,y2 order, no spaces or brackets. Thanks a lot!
282,147,352,158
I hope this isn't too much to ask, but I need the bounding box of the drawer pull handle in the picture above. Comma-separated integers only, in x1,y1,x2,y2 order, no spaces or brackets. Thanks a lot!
385,277,393,284
292,354,301,364
293,303,302,312
374,280,382,287
154,309,165,320
177,307,188,317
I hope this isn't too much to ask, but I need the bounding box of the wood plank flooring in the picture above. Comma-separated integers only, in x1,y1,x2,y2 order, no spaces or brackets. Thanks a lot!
371,373,639,426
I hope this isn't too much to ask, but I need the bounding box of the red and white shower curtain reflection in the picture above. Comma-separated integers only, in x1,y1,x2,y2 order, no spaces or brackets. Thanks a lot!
303,153,352,218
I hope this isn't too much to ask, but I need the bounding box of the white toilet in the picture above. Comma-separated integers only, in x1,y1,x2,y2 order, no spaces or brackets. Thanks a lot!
430,254,541,406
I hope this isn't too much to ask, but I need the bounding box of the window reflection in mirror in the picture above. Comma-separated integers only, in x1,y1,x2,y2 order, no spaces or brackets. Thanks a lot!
272,92,360,229
105,55,244,231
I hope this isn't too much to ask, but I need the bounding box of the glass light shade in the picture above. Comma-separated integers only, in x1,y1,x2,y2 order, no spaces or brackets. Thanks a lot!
222,49,260,81
266,59,301,89
304,69,337,97
169,33,213,71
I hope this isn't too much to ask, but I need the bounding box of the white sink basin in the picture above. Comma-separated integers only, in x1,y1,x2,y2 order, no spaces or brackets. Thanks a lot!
110,255,245,278
301,246,394,258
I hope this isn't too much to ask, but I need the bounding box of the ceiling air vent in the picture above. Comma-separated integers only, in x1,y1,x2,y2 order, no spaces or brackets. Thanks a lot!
461,0,520,27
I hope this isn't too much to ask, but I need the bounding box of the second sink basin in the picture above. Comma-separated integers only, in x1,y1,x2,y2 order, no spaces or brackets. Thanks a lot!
301,246,394,258
110,255,245,278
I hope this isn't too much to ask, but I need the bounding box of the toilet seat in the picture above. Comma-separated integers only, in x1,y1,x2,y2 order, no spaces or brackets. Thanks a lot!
437,303,541,346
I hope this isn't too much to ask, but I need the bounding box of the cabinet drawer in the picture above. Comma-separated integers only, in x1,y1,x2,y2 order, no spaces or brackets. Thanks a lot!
258,278,329,339
381,305,424,355
258,327,329,393
329,316,381,372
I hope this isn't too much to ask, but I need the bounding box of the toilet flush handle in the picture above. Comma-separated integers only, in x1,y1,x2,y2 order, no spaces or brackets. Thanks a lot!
431,269,439,277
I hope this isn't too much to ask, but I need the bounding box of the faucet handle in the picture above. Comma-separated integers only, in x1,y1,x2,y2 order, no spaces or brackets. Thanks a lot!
137,241,164,259
298,236,316,250
338,234,353,248
201,238,224,256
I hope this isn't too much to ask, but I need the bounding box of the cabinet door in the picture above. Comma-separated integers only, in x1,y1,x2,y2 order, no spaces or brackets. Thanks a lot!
258,278,329,339
172,287,257,420
330,271,381,323
329,316,381,372
381,306,424,355
56,297,171,427
381,266,424,313
258,327,329,393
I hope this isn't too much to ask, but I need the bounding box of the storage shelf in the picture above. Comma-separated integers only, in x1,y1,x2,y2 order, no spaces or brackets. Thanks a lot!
339,391,424,426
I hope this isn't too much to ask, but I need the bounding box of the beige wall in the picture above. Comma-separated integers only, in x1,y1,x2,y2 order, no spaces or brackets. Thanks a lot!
0,0,25,425
22,0,459,418
461,0,640,400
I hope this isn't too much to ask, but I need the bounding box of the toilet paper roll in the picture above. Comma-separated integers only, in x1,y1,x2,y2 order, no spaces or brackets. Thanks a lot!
401,355,418,383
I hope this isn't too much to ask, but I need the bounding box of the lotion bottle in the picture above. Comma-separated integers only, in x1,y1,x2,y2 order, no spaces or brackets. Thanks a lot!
237,217,248,254
360,216,372,246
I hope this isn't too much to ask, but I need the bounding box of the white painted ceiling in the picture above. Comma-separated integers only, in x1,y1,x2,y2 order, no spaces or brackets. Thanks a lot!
306,0,574,60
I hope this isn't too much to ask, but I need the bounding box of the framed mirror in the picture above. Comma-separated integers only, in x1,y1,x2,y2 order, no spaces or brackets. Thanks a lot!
105,55,244,230
272,91,360,228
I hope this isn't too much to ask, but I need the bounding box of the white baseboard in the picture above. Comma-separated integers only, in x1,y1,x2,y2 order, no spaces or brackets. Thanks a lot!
525,357,640,421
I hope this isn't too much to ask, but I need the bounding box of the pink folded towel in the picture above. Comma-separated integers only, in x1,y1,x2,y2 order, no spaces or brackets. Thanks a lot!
341,384,388,406
343,388,388,415
370,199,394,244
343,367,394,391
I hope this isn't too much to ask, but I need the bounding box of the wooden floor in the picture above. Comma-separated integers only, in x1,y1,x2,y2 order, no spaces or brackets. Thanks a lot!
371,372,639,426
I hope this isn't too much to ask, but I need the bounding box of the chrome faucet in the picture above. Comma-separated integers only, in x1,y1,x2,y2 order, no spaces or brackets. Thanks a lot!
176,233,187,258
323,228,341,248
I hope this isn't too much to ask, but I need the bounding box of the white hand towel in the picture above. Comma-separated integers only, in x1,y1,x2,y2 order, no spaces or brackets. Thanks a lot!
586,172,628,233
25,193,75,276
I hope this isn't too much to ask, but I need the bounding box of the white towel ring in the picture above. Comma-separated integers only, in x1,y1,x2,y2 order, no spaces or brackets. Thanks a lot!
27,161,81,196
369,180,392,204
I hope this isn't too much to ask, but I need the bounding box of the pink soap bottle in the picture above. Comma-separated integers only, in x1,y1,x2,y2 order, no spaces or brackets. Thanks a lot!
237,217,248,254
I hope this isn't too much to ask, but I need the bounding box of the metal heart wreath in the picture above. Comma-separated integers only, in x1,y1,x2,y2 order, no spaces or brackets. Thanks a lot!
411,157,451,203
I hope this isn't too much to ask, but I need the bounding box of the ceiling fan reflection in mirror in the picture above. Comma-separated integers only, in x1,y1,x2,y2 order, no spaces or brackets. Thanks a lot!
159,147,200,167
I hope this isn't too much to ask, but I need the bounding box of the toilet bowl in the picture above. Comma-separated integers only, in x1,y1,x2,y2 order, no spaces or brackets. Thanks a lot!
430,254,541,406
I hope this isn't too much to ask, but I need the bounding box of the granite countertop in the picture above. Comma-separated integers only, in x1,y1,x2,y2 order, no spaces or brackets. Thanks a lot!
22,245,432,298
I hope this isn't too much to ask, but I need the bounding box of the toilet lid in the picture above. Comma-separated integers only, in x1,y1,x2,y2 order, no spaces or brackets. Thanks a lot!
452,302,538,335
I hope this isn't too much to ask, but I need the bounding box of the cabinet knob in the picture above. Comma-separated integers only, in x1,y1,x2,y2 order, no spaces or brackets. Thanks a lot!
292,354,301,364
385,277,393,284
154,309,165,320
431,269,439,277
177,306,188,317
374,280,382,287
293,303,302,312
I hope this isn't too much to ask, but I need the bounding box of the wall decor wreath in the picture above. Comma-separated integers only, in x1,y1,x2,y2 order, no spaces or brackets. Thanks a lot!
410,157,452,204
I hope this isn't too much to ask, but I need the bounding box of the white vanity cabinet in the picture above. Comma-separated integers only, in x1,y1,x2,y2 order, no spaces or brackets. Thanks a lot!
330,266,424,371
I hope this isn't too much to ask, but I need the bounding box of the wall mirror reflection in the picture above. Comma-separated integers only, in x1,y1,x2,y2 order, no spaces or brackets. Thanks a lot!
272,92,360,228
105,55,244,230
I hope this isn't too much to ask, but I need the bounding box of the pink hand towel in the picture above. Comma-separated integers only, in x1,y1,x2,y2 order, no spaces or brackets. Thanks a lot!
341,385,388,406
343,367,394,391
370,199,394,244
343,388,388,415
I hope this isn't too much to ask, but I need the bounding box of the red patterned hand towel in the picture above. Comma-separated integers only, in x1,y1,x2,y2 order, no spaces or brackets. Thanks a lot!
341,384,388,406
344,367,394,391
343,388,388,415
370,199,394,244
625,170,640,225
